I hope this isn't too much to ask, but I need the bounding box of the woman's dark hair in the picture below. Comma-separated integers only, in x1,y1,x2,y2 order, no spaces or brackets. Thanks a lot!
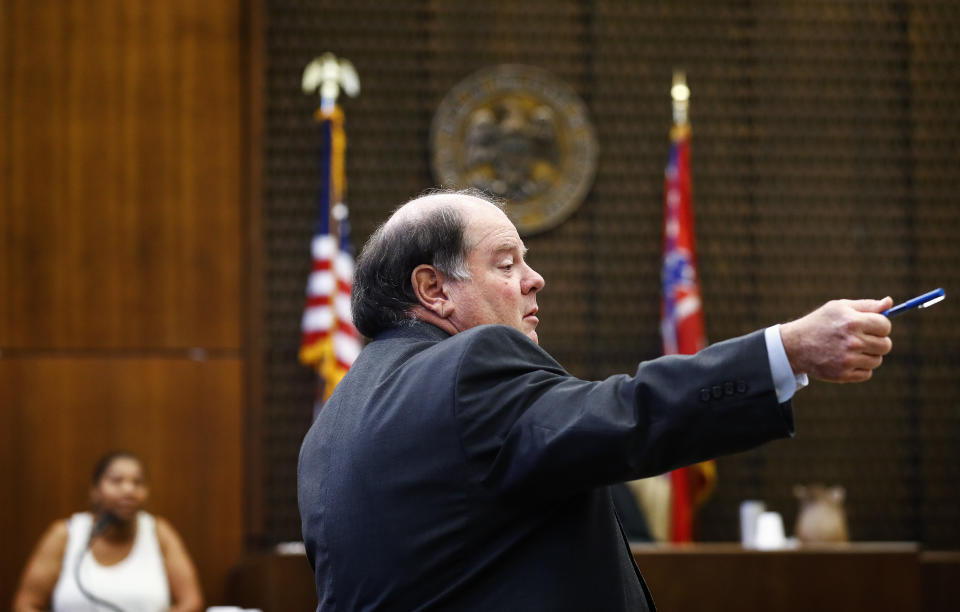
351,192,485,339
92,450,144,485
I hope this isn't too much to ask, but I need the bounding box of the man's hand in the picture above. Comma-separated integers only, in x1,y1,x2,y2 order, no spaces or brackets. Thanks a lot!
779,297,894,382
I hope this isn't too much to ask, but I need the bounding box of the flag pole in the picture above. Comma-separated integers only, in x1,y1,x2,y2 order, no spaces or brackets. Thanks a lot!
668,68,693,543
662,70,716,542
671,70,689,128
300,54,362,409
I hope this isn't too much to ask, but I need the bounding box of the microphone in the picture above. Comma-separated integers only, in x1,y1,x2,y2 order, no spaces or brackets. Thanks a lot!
74,511,125,612
88,511,118,544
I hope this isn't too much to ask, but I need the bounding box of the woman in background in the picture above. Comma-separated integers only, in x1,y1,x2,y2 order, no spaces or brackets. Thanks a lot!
13,451,204,611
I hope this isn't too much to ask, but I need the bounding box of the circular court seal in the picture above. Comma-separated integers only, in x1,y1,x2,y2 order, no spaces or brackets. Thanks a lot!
431,65,598,235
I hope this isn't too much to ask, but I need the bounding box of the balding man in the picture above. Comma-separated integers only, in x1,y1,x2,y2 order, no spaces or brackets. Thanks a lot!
298,190,893,611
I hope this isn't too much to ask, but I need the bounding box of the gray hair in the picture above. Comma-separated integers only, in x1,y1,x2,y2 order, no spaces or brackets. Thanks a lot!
351,190,498,338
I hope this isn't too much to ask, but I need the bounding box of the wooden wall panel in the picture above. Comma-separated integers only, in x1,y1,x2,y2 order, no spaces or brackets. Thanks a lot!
0,0,256,607
0,0,243,350
0,357,244,606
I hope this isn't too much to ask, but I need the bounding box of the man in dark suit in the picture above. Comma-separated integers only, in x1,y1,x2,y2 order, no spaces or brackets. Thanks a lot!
298,190,893,611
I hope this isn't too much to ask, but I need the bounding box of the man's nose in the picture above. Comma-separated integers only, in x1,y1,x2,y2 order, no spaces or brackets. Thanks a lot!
523,265,545,294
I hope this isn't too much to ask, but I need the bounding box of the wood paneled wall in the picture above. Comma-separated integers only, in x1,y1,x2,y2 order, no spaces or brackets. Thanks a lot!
0,0,254,606
0,0,242,349
0,359,245,605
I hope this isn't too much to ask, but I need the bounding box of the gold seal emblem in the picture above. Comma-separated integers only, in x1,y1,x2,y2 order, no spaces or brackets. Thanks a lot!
431,65,598,235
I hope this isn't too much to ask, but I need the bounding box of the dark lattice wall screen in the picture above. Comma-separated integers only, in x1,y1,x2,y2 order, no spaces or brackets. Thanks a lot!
264,0,960,548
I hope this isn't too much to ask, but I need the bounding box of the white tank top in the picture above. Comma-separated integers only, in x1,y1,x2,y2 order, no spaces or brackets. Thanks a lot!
51,512,171,612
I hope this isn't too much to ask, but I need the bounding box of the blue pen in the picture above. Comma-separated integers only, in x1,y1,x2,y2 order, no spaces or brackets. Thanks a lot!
882,288,946,317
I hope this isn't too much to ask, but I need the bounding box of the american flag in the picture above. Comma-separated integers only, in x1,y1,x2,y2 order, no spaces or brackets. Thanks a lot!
299,107,361,401
329,204,362,377
300,230,337,366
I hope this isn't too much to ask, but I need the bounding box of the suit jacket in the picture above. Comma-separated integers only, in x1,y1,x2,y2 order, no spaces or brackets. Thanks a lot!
298,321,795,611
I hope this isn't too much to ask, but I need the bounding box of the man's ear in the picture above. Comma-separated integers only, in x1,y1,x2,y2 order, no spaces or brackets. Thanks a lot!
411,264,453,318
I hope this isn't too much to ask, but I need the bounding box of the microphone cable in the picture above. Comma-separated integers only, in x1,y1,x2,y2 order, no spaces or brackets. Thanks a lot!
74,513,125,612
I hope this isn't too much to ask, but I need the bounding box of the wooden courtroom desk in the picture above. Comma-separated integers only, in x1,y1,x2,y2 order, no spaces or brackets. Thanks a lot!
631,542,920,612
226,550,317,611
228,542,960,611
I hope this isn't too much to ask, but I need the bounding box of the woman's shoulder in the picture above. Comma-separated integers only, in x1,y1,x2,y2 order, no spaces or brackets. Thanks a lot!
33,519,70,558
43,512,95,550
149,512,173,531
148,514,183,551
145,512,172,531
47,519,70,539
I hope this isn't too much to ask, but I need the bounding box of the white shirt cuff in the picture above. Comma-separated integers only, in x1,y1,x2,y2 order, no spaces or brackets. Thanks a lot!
764,324,809,403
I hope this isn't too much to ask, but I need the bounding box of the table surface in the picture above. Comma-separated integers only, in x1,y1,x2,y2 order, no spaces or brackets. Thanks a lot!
630,541,923,612
632,540,920,554
227,542,957,612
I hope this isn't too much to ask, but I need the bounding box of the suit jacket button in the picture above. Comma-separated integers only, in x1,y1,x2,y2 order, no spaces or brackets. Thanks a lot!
736,379,747,393
700,388,711,402
724,381,735,396
712,385,723,399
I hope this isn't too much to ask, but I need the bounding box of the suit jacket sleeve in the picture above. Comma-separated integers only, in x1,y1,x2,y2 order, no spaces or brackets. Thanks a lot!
452,325,794,501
